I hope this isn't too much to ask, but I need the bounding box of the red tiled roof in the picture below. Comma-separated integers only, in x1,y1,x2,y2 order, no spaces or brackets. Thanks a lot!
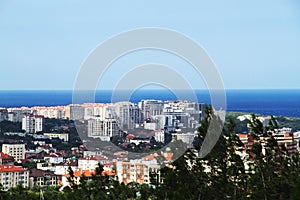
62,169,96,177
126,134,135,139
0,165,27,173
63,168,115,177
237,134,248,138
0,152,13,158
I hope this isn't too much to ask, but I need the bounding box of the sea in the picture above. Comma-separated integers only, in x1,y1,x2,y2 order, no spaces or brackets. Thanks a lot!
0,89,300,118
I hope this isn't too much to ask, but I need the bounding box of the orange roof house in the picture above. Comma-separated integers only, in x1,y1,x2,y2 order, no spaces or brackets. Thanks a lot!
0,164,27,173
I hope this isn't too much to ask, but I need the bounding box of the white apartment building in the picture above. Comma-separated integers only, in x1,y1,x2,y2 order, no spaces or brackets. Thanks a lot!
113,102,141,129
84,106,94,120
163,101,202,128
154,130,165,143
93,105,109,120
78,155,109,170
116,159,159,184
22,114,43,133
172,132,196,146
88,116,118,141
44,133,69,142
0,165,29,190
54,160,78,175
138,100,164,120
44,153,64,164
2,144,25,161
34,106,65,119
7,112,17,122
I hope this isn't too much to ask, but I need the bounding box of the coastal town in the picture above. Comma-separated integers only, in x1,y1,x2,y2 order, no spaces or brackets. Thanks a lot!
0,100,203,190
0,100,300,194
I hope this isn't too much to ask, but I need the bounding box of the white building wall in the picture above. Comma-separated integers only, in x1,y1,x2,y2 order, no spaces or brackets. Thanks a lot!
155,130,165,143
0,167,29,190
2,144,25,161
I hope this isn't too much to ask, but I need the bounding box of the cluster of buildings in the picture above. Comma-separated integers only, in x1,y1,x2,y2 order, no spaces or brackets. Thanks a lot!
2,103,300,191
236,115,300,157
237,127,300,157
1,100,203,129
2,100,203,143
0,100,204,190
0,141,172,190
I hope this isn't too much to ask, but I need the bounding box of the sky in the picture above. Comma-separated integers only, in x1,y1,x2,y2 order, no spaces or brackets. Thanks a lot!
0,0,300,90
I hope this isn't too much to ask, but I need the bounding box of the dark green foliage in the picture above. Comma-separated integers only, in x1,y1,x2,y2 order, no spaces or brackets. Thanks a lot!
0,121,22,133
226,112,300,133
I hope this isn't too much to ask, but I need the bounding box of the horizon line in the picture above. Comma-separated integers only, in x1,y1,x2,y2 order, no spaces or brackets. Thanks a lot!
1,88,300,91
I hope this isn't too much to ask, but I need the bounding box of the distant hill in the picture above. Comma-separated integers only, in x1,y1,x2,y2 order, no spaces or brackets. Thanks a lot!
226,112,300,133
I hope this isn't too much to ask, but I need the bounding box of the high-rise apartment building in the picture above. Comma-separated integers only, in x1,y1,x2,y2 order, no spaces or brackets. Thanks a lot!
22,114,43,133
139,100,164,121
88,116,118,141
114,102,141,129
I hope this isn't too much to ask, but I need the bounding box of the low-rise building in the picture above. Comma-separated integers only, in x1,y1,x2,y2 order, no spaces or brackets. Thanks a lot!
44,153,64,164
0,165,29,190
44,133,69,142
78,155,109,170
36,144,56,154
61,169,96,188
0,109,8,122
55,160,78,175
61,167,115,189
0,152,14,165
29,168,59,188
36,162,56,172
237,127,299,157
83,150,103,157
25,150,46,161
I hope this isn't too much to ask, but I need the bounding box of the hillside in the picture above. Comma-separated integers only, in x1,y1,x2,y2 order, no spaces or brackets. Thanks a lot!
226,111,300,133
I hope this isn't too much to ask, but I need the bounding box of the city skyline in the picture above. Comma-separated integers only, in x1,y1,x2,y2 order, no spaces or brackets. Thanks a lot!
0,1,300,90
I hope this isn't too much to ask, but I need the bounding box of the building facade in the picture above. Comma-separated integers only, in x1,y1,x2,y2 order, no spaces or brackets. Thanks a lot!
22,114,43,133
78,155,109,170
44,133,69,142
1,144,25,161
0,165,29,190
116,160,159,184
29,168,58,188
88,116,118,141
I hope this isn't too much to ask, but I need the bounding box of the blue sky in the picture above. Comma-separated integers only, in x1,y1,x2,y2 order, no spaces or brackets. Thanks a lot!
0,0,300,90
